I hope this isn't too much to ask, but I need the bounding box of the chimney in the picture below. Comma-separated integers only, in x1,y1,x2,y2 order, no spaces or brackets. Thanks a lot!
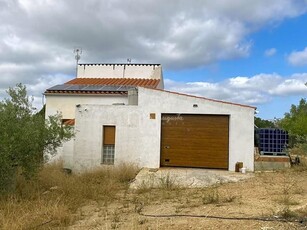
128,88,138,105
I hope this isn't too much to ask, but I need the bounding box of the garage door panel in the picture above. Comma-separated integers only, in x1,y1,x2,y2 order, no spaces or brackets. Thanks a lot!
163,151,228,162
163,122,228,127
162,125,229,132
161,114,229,169
162,136,229,142
162,137,228,146
162,132,228,140
162,129,228,137
162,141,228,150
162,116,228,125
162,152,228,168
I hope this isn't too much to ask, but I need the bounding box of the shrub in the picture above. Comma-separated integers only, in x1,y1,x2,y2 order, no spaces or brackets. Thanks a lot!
202,186,219,204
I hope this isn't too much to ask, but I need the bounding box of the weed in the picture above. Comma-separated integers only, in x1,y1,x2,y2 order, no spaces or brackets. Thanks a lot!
111,222,119,229
158,173,178,190
278,206,298,219
112,210,120,223
174,204,186,213
202,186,219,204
122,200,129,208
134,201,144,214
224,194,239,203
278,173,300,206
135,180,153,194
113,162,139,184
292,156,307,172
138,218,147,225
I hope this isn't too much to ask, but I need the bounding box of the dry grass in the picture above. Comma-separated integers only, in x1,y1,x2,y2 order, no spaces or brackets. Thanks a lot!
0,161,139,230
1,157,307,229
290,143,307,172
158,172,179,190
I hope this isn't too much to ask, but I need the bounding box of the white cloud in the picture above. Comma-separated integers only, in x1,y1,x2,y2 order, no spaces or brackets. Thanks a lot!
0,73,72,111
0,0,306,106
26,74,72,110
264,48,277,57
1,0,306,70
165,73,307,106
288,47,307,66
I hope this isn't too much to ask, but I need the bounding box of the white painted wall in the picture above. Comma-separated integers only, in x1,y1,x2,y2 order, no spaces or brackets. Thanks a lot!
45,94,128,119
44,94,127,163
63,137,74,169
72,87,255,172
77,64,162,79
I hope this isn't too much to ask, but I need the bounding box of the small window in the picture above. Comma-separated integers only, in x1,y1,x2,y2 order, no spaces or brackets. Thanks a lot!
102,126,115,164
62,119,75,126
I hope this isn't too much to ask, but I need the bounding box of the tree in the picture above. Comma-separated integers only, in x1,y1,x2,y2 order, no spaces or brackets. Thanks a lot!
254,117,276,128
0,84,73,194
279,98,307,143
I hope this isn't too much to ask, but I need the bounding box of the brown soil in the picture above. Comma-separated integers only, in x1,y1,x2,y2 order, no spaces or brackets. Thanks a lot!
69,169,307,230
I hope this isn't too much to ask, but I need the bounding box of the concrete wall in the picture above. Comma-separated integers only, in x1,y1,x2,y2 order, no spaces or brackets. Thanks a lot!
45,94,128,119
254,156,291,171
77,64,162,79
72,87,255,172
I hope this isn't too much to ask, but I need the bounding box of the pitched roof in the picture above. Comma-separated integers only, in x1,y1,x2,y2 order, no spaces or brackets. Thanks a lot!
143,87,257,109
45,78,160,95
65,78,160,88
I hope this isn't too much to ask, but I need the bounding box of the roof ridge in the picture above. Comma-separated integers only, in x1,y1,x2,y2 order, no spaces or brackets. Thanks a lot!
68,77,158,80
78,63,161,66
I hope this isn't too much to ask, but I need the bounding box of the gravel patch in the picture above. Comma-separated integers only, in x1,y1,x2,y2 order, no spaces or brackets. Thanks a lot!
130,167,254,189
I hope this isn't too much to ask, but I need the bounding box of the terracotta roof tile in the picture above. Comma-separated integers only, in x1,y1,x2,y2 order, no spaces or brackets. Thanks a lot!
45,78,160,95
65,78,160,88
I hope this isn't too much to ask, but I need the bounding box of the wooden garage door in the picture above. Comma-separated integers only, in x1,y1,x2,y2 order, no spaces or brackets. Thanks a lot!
161,114,229,169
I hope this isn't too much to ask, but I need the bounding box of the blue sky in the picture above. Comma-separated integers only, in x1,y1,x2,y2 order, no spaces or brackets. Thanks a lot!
0,0,306,120
164,11,307,119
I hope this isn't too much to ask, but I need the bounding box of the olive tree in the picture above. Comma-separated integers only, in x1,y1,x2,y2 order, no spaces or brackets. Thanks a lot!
0,84,73,194
279,98,307,145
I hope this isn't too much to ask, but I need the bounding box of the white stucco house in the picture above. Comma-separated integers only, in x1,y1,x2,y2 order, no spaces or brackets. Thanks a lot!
45,63,164,120
45,63,256,172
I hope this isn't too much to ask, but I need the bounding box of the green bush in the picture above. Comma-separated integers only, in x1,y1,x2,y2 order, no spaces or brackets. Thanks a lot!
0,84,73,194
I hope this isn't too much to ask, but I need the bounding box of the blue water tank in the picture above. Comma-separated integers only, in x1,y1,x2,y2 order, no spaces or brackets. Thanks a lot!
255,128,288,155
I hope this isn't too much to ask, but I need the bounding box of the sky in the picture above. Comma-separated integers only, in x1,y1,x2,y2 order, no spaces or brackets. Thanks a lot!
0,0,307,119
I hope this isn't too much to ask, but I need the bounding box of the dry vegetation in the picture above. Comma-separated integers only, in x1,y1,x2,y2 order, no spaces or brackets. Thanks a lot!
1,157,307,230
0,161,139,229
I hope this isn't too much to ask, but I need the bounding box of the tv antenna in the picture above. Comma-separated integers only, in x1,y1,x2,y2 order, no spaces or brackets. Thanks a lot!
127,58,131,64
74,48,82,76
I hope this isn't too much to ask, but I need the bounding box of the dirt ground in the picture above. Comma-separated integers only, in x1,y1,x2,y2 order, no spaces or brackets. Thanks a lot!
69,169,307,230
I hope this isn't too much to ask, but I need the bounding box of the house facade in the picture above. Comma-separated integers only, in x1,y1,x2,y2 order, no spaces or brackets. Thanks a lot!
45,63,255,172
72,87,255,172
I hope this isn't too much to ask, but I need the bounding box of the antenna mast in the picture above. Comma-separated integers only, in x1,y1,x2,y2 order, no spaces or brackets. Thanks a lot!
74,48,82,76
